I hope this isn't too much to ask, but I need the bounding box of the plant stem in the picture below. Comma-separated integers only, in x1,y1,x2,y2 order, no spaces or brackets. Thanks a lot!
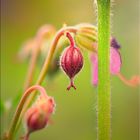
23,37,42,90
97,0,111,140
6,85,48,140
66,32,75,47
24,25,56,90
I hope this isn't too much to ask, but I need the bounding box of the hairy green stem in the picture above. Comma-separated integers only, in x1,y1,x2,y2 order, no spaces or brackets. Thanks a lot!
97,0,111,140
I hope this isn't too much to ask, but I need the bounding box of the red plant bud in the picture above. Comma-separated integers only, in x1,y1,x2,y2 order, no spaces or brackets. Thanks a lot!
60,32,83,90
23,95,55,140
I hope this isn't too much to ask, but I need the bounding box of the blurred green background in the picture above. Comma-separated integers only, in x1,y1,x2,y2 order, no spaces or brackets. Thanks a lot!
1,0,139,140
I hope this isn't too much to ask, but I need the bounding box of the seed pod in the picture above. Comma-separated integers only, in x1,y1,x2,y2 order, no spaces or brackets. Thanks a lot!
60,32,83,90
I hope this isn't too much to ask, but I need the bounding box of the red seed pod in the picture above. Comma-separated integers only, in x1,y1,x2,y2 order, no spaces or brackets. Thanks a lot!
60,32,83,90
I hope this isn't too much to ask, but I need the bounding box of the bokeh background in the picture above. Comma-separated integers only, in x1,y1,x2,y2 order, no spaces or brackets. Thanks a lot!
1,0,139,140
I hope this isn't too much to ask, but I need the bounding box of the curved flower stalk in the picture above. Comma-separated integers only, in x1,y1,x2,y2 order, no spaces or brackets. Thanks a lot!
18,24,56,90
18,24,56,61
5,85,55,140
90,37,140,87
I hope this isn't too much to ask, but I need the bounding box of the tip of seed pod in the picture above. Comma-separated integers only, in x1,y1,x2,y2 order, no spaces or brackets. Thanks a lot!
67,78,76,90
67,85,76,90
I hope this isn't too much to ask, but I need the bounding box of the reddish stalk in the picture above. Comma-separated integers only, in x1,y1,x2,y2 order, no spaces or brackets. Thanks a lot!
6,85,48,140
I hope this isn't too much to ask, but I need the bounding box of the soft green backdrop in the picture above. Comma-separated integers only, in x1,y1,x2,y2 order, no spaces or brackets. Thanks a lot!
1,0,139,140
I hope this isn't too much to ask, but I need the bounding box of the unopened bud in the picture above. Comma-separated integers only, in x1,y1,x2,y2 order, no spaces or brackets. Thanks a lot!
75,24,98,52
24,95,55,139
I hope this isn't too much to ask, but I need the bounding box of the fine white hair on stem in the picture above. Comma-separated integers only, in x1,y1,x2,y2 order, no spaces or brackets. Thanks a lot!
93,0,98,27
110,0,115,35
93,0,114,35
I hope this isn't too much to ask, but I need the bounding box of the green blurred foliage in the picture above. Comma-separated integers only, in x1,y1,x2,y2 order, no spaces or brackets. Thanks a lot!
1,0,139,140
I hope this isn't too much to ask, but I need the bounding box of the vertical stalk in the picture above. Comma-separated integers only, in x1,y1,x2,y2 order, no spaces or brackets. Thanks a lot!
97,0,111,140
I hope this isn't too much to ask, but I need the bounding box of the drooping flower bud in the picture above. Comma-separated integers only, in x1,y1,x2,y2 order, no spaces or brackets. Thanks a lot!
60,32,83,90
24,95,55,140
